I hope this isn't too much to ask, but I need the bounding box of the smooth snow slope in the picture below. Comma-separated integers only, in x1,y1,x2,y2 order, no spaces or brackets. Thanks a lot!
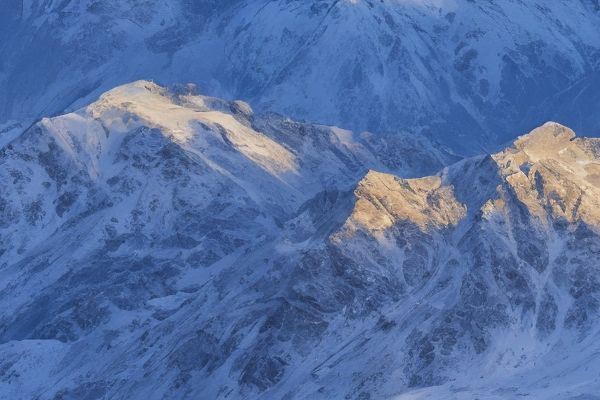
1,0,600,153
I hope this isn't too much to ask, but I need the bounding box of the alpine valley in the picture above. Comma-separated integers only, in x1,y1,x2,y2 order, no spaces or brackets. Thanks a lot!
2,1,600,400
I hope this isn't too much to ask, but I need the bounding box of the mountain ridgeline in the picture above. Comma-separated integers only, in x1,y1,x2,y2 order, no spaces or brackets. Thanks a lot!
1,82,600,399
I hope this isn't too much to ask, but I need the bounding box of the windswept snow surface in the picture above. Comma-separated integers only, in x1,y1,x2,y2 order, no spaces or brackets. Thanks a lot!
2,83,600,399
1,1,600,153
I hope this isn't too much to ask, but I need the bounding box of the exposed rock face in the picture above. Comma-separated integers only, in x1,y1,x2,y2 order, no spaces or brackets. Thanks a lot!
322,122,600,395
0,81,450,266
343,171,467,234
1,83,600,399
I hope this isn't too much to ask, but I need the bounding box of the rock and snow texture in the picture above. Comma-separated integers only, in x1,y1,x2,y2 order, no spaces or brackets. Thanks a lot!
0,82,448,399
1,0,600,153
2,82,600,399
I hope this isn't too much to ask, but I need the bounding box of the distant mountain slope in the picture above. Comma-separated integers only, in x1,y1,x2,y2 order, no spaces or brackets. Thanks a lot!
1,0,600,153
2,82,600,399
0,80,449,267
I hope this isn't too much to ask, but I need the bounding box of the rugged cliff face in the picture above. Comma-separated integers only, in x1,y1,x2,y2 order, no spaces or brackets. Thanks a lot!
1,82,600,399
318,122,600,397
0,81,450,265
1,0,600,152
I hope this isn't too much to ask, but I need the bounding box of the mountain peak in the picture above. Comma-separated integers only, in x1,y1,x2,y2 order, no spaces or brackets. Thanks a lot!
2,0,600,397
340,169,465,236
512,122,577,160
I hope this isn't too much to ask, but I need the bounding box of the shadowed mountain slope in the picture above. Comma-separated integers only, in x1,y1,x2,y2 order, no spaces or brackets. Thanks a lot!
1,83,600,399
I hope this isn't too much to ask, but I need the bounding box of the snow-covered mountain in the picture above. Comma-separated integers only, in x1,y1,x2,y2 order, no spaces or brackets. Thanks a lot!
1,0,600,152
2,82,600,399
0,81,450,266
